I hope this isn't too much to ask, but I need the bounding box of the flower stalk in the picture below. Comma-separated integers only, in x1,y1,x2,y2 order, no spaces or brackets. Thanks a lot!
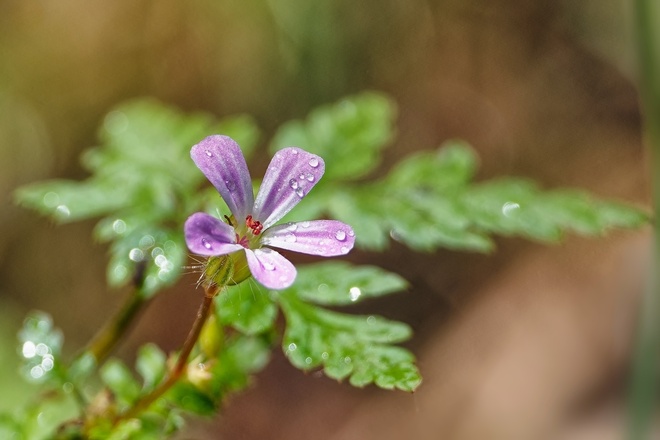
114,282,219,424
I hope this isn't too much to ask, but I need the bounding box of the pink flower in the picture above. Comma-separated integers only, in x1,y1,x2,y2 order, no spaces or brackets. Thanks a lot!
184,135,355,289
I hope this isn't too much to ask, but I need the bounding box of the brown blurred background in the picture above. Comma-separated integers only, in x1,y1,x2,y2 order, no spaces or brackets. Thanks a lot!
0,0,653,439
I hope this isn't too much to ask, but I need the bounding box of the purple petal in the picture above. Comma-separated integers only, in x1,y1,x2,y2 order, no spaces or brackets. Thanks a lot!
260,220,355,256
245,248,297,289
184,212,244,256
191,135,254,221
252,147,324,228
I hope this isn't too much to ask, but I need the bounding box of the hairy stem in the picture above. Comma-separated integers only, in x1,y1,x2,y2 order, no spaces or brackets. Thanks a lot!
629,0,660,438
114,284,218,422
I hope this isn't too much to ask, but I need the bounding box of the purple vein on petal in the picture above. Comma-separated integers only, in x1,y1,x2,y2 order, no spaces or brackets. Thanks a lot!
184,212,244,256
245,248,297,289
261,220,355,256
252,147,325,229
191,135,254,220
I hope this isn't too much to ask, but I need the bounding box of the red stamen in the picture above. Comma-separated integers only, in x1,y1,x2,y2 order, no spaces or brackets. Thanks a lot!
245,215,263,235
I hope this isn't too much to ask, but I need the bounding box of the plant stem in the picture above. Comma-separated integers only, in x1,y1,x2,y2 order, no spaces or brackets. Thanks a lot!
629,0,660,438
85,288,149,364
115,284,218,422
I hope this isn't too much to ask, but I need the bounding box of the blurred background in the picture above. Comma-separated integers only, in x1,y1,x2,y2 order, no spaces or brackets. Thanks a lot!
0,0,652,438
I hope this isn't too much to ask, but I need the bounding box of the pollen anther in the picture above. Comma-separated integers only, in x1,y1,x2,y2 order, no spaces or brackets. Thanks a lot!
245,215,263,235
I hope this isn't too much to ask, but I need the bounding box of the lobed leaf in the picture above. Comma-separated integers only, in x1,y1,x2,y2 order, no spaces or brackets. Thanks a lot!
278,294,421,391
270,92,396,181
292,261,408,306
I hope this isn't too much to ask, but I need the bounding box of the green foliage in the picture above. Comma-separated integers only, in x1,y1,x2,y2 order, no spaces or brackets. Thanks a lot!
14,99,260,296
277,261,419,391
11,92,650,438
216,282,278,335
270,92,396,181
282,132,648,251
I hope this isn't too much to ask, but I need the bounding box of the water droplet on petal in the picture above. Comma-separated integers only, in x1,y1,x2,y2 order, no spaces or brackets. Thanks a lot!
289,179,298,190
202,238,212,250
285,234,297,243
295,187,304,198
308,158,319,168
291,149,299,155
226,180,236,191
205,150,213,157
335,230,346,241
287,223,298,232
319,239,326,246
348,230,355,237
306,173,315,182
301,221,310,228
262,261,276,271
340,246,349,254
299,173,305,180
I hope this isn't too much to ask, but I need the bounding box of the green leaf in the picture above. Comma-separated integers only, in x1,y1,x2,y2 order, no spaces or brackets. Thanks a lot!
325,139,648,253
270,92,396,180
100,359,141,406
209,335,271,399
216,281,278,335
14,179,130,223
136,344,167,391
386,140,478,191
167,382,216,416
292,261,408,306
104,227,187,296
278,294,421,391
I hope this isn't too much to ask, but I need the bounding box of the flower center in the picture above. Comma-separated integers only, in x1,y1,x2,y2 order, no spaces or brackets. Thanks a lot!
245,215,263,235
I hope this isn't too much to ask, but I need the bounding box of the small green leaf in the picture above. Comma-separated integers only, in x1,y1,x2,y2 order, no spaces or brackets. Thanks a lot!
167,382,216,416
136,344,167,391
292,261,408,306
216,281,278,335
279,294,420,391
14,180,130,223
100,359,141,406
386,140,477,190
270,92,396,181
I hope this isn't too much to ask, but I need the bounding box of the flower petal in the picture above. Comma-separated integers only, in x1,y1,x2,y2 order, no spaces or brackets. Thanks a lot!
184,212,244,256
252,147,324,228
245,248,297,289
261,220,355,256
191,135,254,220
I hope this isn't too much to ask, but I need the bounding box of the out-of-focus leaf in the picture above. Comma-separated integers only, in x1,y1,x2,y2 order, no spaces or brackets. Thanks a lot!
136,344,167,391
216,281,278,335
167,382,216,417
278,294,421,391
270,92,396,180
100,359,141,407
292,261,408,306
325,141,648,253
